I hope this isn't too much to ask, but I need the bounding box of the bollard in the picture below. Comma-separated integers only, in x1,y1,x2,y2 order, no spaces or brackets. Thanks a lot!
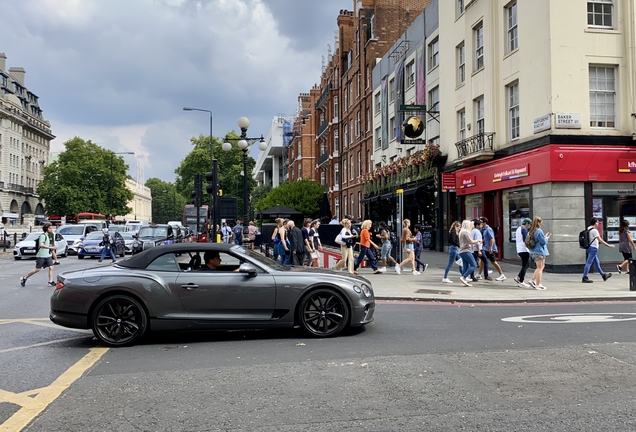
630,259,636,291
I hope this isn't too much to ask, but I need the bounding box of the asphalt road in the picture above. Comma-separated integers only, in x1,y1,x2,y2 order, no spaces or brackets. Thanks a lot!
2,255,636,431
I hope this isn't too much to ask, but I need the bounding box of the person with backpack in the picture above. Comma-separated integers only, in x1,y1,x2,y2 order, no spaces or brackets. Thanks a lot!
233,221,244,246
376,221,398,272
526,216,551,290
98,228,117,264
582,217,615,283
514,218,533,287
412,224,429,273
20,223,57,287
617,219,636,274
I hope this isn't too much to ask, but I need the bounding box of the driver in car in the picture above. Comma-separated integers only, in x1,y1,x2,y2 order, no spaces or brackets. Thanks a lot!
199,251,221,271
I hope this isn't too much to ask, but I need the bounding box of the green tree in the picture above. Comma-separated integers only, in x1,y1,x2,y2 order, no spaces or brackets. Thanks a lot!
145,178,187,223
37,137,133,217
255,179,325,219
250,184,272,220
174,132,257,219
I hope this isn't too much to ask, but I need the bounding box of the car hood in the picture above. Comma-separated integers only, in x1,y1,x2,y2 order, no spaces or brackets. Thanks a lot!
82,239,102,246
15,240,37,248
60,234,84,240
277,266,370,283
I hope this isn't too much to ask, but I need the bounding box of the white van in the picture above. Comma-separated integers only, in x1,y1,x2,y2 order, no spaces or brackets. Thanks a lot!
125,220,149,233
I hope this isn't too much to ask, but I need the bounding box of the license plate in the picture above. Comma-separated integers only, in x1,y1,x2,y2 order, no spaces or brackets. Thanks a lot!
23,250,35,254
87,248,99,252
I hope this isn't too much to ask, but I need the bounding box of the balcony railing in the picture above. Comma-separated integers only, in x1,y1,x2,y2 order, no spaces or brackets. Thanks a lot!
455,132,495,161
315,82,332,110
317,120,329,137
6,183,34,194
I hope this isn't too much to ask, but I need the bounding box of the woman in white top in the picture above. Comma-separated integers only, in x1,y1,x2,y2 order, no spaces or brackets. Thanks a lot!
333,219,357,275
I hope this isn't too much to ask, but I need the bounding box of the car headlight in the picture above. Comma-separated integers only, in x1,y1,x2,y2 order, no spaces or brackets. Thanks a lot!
360,283,372,298
155,240,164,246
77,243,84,248
353,285,362,294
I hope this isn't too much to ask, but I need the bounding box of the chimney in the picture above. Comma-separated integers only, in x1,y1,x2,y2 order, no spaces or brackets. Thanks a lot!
9,67,25,86
0,53,6,72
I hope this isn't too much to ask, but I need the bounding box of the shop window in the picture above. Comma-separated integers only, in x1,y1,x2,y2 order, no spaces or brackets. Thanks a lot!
502,188,531,260
592,182,636,263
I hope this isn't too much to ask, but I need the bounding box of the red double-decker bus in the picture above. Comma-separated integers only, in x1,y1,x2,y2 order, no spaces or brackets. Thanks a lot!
77,212,107,221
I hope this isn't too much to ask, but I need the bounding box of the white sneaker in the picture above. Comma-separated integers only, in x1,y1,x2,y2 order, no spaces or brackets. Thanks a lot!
459,277,472,287
529,280,537,288
466,277,474,282
488,270,493,275
442,278,453,283
380,267,387,273
395,265,401,275
518,281,530,288
535,284,547,290
412,270,421,275
474,274,482,280
495,274,507,281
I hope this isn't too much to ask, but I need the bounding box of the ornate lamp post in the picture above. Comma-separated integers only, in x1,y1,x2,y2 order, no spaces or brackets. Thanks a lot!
223,117,266,239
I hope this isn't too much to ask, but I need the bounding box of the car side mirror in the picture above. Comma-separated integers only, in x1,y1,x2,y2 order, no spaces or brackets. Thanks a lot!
238,263,257,276
133,234,138,239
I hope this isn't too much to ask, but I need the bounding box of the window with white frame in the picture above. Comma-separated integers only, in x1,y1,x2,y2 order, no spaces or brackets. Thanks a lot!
334,197,340,219
428,38,439,70
356,111,361,136
357,73,361,97
358,192,361,218
389,117,395,140
457,42,465,84
350,155,354,180
366,108,370,131
374,92,381,114
588,0,613,28
429,86,439,112
389,78,395,103
475,97,485,134
508,82,520,140
428,136,440,145
357,151,361,178
350,120,354,144
474,23,484,70
507,3,518,52
344,84,348,110
457,0,464,16
334,162,340,185
351,194,355,218
375,127,382,149
367,150,371,173
320,141,326,155
344,127,348,148
458,109,466,141
320,171,325,186
334,130,339,152
344,200,347,218
333,96,339,120
298,163,302,179
343,162,347,183
589,65,616,128
406,60,415,87
298,142,302,157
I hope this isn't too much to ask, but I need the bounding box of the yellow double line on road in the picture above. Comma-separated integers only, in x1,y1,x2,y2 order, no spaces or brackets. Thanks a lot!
0,319,109,432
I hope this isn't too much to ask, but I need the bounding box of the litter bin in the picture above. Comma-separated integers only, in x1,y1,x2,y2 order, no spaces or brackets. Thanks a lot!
630,259,636,291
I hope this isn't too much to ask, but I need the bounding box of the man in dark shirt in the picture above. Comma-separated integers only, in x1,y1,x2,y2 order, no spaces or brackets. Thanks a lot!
287,220,305,266
199,251,221,271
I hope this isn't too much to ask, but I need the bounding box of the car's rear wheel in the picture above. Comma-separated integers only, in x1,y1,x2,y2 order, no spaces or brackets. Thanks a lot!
91,295,147,347
78,255,84,259
14,257,21,260
298,288,349,337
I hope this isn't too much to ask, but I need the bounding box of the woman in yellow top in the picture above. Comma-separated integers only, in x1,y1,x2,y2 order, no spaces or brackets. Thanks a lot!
353,220,383,274
334,219,357,275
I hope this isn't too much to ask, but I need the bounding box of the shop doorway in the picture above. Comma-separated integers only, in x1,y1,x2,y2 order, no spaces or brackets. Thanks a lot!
483,191,502,258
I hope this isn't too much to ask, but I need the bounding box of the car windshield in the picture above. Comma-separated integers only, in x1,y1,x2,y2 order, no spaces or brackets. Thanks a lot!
24,233,42,241
108,225,127,232
138,227,168,238
58,225,85,235
85,231,104,240
121,232,134,240
233,246,285,270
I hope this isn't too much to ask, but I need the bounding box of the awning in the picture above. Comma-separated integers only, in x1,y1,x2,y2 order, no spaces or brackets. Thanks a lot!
2,212,19,219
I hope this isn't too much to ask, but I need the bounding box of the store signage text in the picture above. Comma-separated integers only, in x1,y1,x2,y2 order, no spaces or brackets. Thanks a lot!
442,173,456,192
555,113,582,129
533,114,551,134
492,164,529,183
618,159,636,173
460,176,475,189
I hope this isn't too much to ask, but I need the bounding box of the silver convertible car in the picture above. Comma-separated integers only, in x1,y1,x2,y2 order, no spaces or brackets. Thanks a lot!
50,243,375,346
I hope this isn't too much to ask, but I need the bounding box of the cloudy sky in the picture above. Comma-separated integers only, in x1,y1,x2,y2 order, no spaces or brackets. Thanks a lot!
2,0,351,182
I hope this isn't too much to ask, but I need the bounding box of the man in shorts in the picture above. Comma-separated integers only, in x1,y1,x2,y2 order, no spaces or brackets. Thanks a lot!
376,221,398,272
20,223,57,287
480,217,506,281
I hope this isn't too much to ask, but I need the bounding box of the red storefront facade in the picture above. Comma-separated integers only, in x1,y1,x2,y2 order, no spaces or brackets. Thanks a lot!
447,143,636,271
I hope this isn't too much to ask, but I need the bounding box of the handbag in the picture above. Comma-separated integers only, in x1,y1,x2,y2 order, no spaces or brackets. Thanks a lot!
335,234,346,245
455,257,463,267
311,250,319,259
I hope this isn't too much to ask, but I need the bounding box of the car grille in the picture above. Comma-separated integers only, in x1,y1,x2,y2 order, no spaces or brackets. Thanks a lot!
20,247,37,256
142,242,154,250
67,240,74,246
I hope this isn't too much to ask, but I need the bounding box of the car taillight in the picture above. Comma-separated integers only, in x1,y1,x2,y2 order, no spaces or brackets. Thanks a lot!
55,281,64,290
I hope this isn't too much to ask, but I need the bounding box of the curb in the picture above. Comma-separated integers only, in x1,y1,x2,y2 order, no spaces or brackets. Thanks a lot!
375,296,636,303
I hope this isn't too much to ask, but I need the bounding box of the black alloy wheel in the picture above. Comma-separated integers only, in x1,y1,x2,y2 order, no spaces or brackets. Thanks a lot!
299,289,349,337
91,295,147,347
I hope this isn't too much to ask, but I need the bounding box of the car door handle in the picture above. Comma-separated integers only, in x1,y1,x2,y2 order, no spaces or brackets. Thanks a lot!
181,284,199,290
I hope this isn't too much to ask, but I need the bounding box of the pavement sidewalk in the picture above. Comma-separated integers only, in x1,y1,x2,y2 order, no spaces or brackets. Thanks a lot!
355,250,636,303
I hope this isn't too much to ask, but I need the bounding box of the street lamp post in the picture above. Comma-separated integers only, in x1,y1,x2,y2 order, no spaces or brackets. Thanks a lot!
183,107,216,242
109,151,134,224
223,117,266,240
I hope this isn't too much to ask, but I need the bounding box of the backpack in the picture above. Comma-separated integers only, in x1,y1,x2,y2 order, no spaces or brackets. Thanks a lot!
525,231,536,249
389,231,398,246
35,234,45,254
578,227,593,249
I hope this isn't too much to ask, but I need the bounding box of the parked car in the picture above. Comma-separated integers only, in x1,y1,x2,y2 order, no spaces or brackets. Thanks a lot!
131,224,176,254
106,225,129,233
13,232,68,260
50,243,375,346
120,231,135,254
77,231,126,259
57,224,99,255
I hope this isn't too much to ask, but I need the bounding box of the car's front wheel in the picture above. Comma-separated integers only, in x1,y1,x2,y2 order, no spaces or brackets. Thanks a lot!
14,257,21,260
91,295,148,347
298,288,349,337
78,255,84,259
